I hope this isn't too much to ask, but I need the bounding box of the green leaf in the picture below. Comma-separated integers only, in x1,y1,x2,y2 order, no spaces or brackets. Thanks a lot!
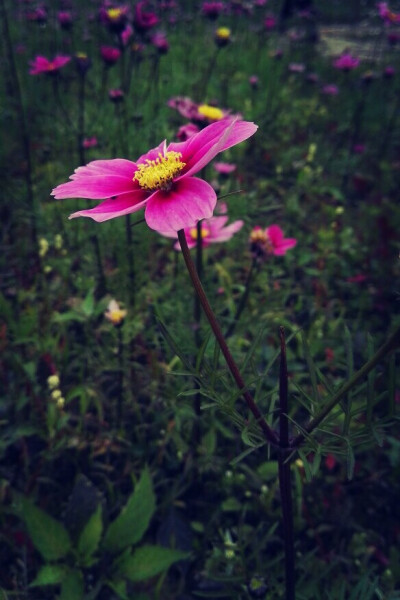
103,468,155,553
59,569,84,600
16,497,72,561
77,504,103,563
117,545,189,582
81,288,95,317
30,565,66,587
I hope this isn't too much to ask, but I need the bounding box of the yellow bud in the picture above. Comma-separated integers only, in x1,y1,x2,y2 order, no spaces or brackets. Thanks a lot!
47,374,60,390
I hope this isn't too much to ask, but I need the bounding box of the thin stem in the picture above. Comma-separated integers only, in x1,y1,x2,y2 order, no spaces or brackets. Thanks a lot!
178,230,279,446
278,327,295,600
291,324,400,448
78,74,86,166
225,257,258,339
116,325,124,428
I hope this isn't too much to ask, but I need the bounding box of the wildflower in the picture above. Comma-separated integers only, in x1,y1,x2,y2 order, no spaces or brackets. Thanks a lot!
39,238,49,257
168,96,240,126
52,119,257,234
105,299,127,326
213,161,236,175
47,374,60,390
134,1,159,32
288,62,305,73
333,53,360,71
249,225,297,260
109,89,124,102
177,123,200,141
51,389,62,401
202,2,225,20
75,52,92,76
27,7,47,24
249,75,259,89
383,66,395,78
151,32,169,54
197,104,224,121
58,11,73,30
121,24,133,46
100,6,129,33
29,55,71,76
215,26,231,46
164,215,244,249
321,83,339,95
100,46,121,66
82,136,98,148
264,15,276,30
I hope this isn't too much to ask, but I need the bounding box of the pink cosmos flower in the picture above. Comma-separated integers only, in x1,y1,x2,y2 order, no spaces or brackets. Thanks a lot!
29,55,71,75
82,137,98,148
121,24,133,47
168,96,241,126
264,15,276,29
51,119,257,234
163,216,244,250
333,53,360,71
321,83,339,95
213,161,236,175
176,123,200,141
249,225,297,259
202,2,225,19
100,46,121,66
134,1,159,32
58,11,73,30
151,32,169,54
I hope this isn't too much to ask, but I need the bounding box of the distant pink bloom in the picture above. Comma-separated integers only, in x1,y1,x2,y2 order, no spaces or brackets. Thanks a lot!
249,225,297,259
333,53,360,71
100,46,121,66
134,1,159,32
321,84,339,95
121,24,133,47
353,143,365,154
151,32,169,54
99,6,129,33
346,274,367,283
83,137,98,149
109,89,124,102
249,75,259,89
213,161,236,175
52,119,258,234
288,62,305,73
202,2,225,19
177,123,200,141
58,11,73,29
264,15,276,29
164,215,244,249
168,96,240,126
27,7,47,23
29,55,71,75
377,2,400,23
383,65,395,77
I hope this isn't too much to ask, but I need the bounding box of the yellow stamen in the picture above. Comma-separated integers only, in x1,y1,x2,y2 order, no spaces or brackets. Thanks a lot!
249,228,272,252
190,226,210,240
133,151,186,191
216,27,231,40
107,8,123,20
197,104,224,121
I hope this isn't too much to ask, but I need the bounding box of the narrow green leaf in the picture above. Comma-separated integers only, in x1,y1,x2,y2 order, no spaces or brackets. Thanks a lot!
59,569,84,600
81,288,95,316
301,332,320,408
77,504,103,562
117,545,189,582
195,329,212,372
30,565,66,587
366,334,375,425
103,468,155,553
16,497,72,561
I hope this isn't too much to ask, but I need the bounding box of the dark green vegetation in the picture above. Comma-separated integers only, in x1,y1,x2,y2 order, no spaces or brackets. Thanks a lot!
1,0,400,598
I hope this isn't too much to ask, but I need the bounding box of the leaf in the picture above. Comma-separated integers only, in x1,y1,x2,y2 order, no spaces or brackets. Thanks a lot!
103,468,155,553
77,504,103,563
81,288,95,317
59,569,84,600
30,565,66,587
117,545,189,582
16,497,72,561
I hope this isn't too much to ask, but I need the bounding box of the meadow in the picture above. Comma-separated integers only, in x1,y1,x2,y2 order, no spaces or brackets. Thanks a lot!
1,0,400,598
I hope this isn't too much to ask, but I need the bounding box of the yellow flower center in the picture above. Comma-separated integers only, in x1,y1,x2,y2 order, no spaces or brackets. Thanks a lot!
108,309,126,325
190,225,210,240
197,104,224,121
216,27,231,39
133,151,186,191
249,228,272,252
107,8,123,20
76,52,88,59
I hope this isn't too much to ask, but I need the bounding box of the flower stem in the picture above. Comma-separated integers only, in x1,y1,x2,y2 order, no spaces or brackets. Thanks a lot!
225,257,258,339
278,327,295,600
291,323,400,448
178,230,279,446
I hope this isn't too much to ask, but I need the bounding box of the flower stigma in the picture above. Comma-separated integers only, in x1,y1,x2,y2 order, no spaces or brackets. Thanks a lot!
197,104,224,121
133,151,186,191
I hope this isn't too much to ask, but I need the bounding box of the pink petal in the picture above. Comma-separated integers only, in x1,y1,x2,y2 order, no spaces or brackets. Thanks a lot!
168,120,258,178
136,140,167,165
145,177,216,233
68,190,148,222
211,220,244,242
266,225,284,244
273,239,297,255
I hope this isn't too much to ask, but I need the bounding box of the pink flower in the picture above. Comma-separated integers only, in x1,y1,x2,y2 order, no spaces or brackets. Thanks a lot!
82,137,98,148
213,161,236,175
177,123,200,141
168,96,241,126
58,11,73,30
29,55,71,75
264,15,276,29
163,215,244,249
134,1,159,32
100,46,121,66
151,32,169,54
99,6,129,33
321,83,339,95
333,53,360,71
288,62,305,73
51,119,257,234
202,2,225,19
121,24,133,47
249,225,297,259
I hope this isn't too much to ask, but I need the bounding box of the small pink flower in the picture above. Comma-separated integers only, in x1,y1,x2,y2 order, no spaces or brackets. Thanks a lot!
163,215,244,249
249,75,259,89
29,55,71,75
264,15,276,29
121,24,133,47
108,88,124,102
52,119,258,235
213,161,236,175
82,137,98,149
176,123,200,141
58,11,73,30
288,62,305,73
134,1,159,32
383,65,395,77
321,83,339,95
99,6,129,33
249,225,297,259
151,32,169,54
202,2,225,19
333,53,360,71
100,46,121,66
346,274,367,283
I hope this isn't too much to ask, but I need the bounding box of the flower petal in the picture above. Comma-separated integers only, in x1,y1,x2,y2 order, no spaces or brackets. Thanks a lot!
168,120,258,178
68,190,148,222
145,177,216,233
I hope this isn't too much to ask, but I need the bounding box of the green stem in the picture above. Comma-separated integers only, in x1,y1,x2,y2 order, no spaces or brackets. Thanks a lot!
291,324,400,448
278,327,295,600
178,230,279,446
